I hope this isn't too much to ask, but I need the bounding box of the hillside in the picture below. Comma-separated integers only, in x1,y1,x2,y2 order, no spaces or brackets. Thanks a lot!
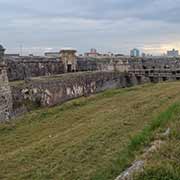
0,82,180,180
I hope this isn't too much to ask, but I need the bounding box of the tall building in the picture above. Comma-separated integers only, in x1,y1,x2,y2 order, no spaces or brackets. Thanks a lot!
130,48,140,57
167,49,179,57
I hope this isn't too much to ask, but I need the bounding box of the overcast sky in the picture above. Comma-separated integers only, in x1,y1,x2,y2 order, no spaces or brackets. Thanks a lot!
0,0,180,55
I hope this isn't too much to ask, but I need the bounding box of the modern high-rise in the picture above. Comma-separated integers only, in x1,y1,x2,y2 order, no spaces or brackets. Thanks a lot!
130,48,140,57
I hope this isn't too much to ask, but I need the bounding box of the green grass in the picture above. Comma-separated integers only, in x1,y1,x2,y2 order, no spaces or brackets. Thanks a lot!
1,82,180,180
134,104,180,180
92,103,180,180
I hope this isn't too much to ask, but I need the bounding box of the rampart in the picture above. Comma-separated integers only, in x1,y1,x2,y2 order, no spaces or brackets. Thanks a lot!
6,56,180,82
2,51,180,122
6,57,64,81
10,71,148,116
0,46,12,122
0,65,12,121
6,56,129,81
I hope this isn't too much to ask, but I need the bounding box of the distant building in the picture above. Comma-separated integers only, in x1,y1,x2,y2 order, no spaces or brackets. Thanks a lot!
167,49,179,57
142,53,146,57
84,48,100,57
130,49,140,57
44,52,60,58
107,52,114,57
114,54,125,57
5,54,20,58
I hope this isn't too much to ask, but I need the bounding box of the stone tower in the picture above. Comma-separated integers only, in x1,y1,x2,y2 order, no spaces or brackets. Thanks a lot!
0,45,12,122
60,48,77,73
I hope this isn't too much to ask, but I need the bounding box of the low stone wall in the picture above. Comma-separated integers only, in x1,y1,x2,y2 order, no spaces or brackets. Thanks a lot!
11,71,147,116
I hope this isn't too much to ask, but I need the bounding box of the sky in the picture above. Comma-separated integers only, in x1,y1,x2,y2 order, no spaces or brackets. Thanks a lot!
0,0,180,55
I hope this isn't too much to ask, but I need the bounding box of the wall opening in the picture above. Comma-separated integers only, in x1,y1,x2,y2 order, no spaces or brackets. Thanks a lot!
67,64,72,72
125,76,131,87
136,76,142,84
162,77,168,81
149,77,154,83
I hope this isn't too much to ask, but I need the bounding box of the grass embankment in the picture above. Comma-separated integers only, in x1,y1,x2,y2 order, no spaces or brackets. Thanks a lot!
0,82,180,180
134,104,180,180
94,102,180,180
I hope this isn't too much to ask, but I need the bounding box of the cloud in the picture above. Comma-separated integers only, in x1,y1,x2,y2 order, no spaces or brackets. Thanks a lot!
0,0,180,55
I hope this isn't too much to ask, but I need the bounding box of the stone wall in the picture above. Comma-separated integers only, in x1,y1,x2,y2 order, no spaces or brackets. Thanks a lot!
78,57,180,72
0,45,13,122
6,57,65,81
6,56,130,81
77,57,129,72
0,65,13,122
5,55,180,121
6,56,180,82
129,57,180,70
11,71,146,115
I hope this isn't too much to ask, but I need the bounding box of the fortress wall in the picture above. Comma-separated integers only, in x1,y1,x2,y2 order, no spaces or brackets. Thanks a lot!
6,56,180,120
0,66,13,122
6,59,65,81
6,57,130,82
7,56,180,82
11,71,147,116
77,57,129,72
0,45,13,122
129,57,180,70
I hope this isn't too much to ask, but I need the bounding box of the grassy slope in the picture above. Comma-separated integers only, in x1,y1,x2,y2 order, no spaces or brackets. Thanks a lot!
134,104,180,180
1,82,180,180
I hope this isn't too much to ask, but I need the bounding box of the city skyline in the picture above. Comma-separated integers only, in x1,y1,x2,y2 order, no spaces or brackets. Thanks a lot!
0,0,180,55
